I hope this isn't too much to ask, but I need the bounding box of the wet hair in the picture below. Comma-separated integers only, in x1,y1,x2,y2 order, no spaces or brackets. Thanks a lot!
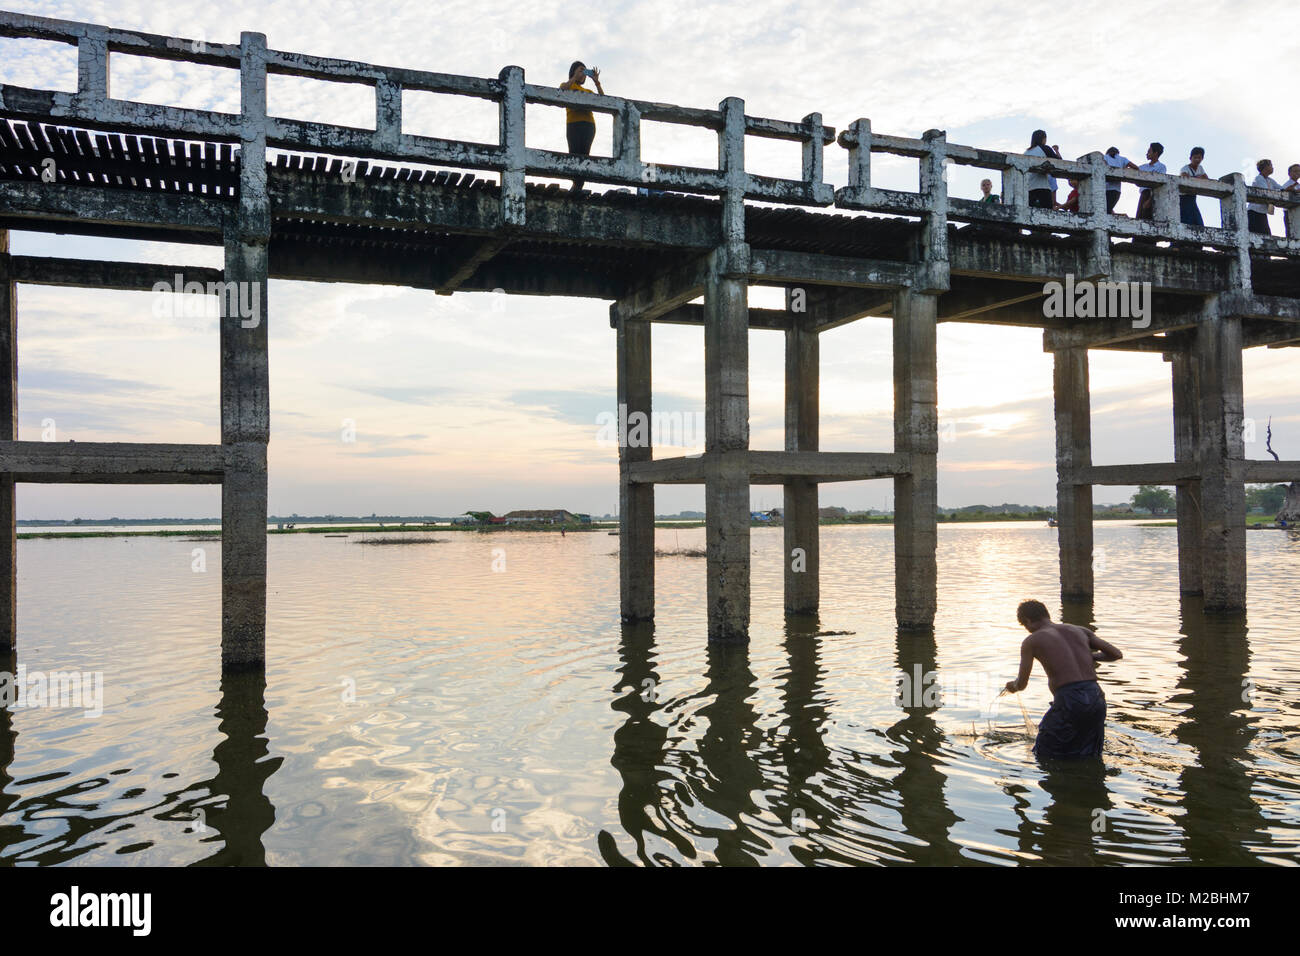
1149,142,1164,157
1106,146,1120,157
1189,146,1204,158
568,61,585,79
1016,599,1050,625
1257,158,1272,171
1030,129,1047,149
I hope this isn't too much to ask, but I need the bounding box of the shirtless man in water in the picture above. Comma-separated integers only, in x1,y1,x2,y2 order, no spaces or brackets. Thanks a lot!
1004,599,1123,760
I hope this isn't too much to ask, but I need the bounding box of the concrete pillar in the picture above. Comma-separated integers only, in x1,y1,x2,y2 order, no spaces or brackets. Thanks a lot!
704,251,750,642
1053,347,1094,599
1171,351,1203,595
617,318,654,621
0,231,15,655
220,32,271,671
783,304,818,614
1194,305,1246,611
221,235,269,671
893,289,937,630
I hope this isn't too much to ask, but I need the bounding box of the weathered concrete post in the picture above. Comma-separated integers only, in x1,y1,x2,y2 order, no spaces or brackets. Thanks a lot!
1219,173,1252,291
1170,351,1203,595
221,32,271,670
704,247,750,641
0,231,15,655
1001,162,1028,210
893,289,938,629
1194,300,1246,611
717,97,746,246
917,129,950,294
701,98,751,642
497,66,526,228
784,297,818,614
1053,347,1094,599
1081,151,1112,279
617,316,654,621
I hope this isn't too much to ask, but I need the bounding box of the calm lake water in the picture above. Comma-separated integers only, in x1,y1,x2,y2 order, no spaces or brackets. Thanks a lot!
3,521,1298,866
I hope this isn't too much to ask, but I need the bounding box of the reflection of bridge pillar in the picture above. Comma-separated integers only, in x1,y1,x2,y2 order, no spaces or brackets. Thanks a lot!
1173,598,1263,862
194,670,280,865
783,306,818,614
1194,306,1246,611
0,231,14,655
1171,351,1203,595
1053,347,1094,600
704,248,750,642
893,290,937,629
617,318,654,622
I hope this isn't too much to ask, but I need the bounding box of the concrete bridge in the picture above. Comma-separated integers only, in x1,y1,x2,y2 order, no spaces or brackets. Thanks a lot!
1,11,1298,670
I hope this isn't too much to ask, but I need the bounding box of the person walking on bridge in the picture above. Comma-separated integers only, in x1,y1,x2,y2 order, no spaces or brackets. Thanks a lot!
1135,142,1166,222
1179,147,1209,227
1103,147,1139,212
1004,600,1123,761
1282,164,1299,237
1025,130,1062,208
561,61,604,192
1250,159,1282,235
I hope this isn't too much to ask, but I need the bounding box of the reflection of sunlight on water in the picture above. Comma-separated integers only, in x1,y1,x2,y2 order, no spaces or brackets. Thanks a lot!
2,521,1299,865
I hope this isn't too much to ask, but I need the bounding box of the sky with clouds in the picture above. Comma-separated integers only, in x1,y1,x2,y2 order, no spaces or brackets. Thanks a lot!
3,0,1298,519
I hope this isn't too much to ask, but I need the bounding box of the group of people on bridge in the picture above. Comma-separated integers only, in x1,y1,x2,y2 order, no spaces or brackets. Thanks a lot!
974,131,1298,235
555,65,1297,237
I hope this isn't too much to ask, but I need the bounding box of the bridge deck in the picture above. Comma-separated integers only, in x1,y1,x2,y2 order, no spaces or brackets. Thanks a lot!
5,118,1300,314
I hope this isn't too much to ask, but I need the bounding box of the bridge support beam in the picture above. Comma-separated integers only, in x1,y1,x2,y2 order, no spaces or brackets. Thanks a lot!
0,232,15,657
783,306,818,614
704,251,750,642
1195,305,1246,611
617,316,654,622
893,290,937,629
1171,351,1203,595
1054,347,1094,600
220,235,270,670
219,31,271,672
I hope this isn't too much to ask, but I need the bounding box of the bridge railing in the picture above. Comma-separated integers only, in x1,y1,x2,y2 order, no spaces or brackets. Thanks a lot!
0,10,837,231
835,117,1300,287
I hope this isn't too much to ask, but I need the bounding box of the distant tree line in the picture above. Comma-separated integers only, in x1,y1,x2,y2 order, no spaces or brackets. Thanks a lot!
1130,484,1288,516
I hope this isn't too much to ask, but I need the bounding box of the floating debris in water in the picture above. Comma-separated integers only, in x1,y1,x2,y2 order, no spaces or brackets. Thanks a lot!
355,537,447,545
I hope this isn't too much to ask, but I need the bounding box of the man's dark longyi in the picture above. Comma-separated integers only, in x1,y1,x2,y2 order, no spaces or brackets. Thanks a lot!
1032,679,1107,759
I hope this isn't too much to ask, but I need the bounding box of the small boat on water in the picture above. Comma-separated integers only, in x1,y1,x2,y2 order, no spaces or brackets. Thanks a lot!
1047,518,1058,527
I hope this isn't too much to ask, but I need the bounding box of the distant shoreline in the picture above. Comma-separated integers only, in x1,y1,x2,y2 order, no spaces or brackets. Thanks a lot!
17,512,1287,539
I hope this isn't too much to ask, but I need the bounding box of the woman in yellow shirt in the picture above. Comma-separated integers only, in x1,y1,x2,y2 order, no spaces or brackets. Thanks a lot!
561,61,603,191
